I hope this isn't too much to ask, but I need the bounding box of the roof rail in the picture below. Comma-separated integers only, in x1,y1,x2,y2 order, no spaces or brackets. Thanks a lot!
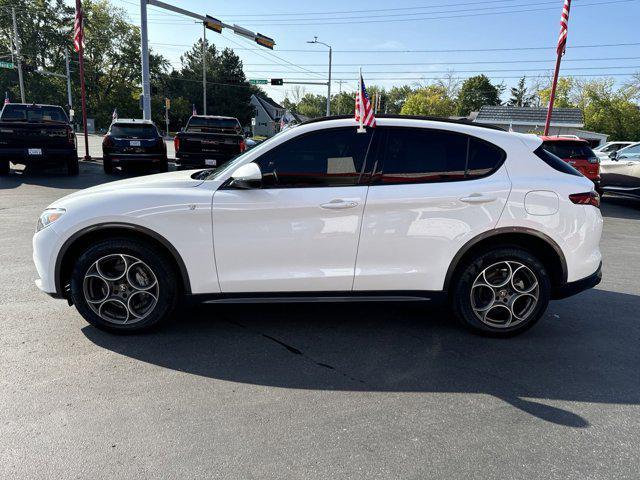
299,114,506,131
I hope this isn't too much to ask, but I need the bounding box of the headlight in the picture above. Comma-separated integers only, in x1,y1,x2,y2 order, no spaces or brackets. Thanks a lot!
36,208,66,232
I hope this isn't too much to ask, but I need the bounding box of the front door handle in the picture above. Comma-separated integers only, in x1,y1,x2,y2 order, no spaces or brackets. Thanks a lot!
460,193,497,204
320,199,359,210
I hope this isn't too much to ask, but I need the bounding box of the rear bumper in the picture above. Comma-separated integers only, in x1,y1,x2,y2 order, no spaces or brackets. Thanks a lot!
0,147,77,165
552,263,602,300
105,153,166,164
175,152,237,166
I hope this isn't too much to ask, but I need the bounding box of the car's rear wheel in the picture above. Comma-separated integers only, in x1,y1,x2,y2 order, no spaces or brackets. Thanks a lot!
69,238,178,333
451,247,551,337
103,156,114,174
0,159,9,175
67,156,79,176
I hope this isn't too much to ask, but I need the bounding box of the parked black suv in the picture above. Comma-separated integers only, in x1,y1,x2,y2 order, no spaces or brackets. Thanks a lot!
0,103,78,175
102,119,168,174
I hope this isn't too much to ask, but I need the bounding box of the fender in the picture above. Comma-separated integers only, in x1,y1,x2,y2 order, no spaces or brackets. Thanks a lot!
54,222,192,295
443,226,568,291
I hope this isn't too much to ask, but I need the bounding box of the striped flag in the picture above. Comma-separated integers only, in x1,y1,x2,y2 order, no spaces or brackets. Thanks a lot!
73,6,85,53
192,104,197,116
4,92,9,105
112,108,117,121
355,70,376,129
557,0,571,56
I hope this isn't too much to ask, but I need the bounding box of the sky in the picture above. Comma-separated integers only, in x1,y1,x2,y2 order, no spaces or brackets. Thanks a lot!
105,0,640,103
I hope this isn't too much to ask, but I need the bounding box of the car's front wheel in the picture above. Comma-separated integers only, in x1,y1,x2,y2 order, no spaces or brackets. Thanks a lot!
69,238,178,333
67,156,79,176
0,159,9,175
451,247,551,337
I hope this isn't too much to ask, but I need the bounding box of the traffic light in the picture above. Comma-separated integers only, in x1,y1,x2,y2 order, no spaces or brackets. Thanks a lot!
204,15,222,33
255,33,275,50
271,78,283,86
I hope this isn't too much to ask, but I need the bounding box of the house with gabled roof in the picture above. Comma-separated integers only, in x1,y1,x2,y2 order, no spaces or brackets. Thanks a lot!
250,94,286,137
473,105,608,147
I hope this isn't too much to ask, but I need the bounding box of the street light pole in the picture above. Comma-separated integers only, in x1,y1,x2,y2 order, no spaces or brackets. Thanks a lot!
140,0,152,120
307,37,332,117
11,7,25,103
64,49,73,110
202,22,207,115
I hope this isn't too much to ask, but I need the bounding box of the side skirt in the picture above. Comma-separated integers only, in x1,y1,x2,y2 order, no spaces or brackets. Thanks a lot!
187,291,446,305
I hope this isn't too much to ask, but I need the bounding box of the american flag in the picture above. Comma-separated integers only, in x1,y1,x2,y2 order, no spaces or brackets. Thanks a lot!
192,104,197,116
73,6,84,53
355,71,376,128
557,0,571,56
4,92,9,105
112,108,117,121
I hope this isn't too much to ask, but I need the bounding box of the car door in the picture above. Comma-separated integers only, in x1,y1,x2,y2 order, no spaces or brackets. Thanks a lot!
354,127,511,292
212,127,375,293
601,144,640,189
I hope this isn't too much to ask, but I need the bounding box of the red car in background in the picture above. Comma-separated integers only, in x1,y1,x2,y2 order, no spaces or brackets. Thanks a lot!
540,136,601,192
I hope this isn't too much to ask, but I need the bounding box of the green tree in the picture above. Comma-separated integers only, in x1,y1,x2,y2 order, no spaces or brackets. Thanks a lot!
580,79,640,141
537,77,577,108
296,93,327,118
332,91,355,116
400,85,457,117
508,76,535,107
386,85,413,114
457,74,504,116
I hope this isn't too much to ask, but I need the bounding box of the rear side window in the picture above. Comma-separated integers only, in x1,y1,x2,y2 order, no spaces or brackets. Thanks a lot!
110,124,158,138
534,146,581,177
375,128,505,184
255,127,374,188
542,141,595,159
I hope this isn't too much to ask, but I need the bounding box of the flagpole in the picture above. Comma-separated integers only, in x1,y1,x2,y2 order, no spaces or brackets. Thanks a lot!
76,0,90,161
543,51,562,136
357,68,365,133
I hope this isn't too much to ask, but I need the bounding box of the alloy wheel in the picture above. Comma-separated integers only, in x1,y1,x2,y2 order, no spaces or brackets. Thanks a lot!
470,260,539,329
82,254,159,325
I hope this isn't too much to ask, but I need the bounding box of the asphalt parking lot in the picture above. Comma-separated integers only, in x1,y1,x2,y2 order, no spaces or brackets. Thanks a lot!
1,163,640,479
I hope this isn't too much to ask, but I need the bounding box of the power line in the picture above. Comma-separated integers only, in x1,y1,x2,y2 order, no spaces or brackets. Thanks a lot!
245,65,640,74
233,0,635,26
283,73,637,82
147,41,640,54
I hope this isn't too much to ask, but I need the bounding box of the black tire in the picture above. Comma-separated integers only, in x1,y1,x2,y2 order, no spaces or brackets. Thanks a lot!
158,157,169,172
103,156,114,174
67,156,79,176
0,159,9,175
69,238,179,333
451,247,551,337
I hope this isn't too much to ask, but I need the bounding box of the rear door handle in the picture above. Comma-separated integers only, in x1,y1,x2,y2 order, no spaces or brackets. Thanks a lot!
460,193,497,204
320,199,359,210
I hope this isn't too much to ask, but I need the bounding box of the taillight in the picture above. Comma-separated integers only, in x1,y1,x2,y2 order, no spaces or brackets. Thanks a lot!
67,128,75,145
569,191,600,208
102,135,112,147
239,139,246,152
174,136,180,152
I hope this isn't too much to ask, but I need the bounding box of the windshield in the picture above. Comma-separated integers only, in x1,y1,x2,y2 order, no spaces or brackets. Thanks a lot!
110,124,158,138
543,141,596,159
193,130,286,181
1,104,68,122
187,117,240,132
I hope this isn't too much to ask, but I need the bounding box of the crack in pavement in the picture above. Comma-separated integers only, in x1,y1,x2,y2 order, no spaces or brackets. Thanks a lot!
227,320,366,386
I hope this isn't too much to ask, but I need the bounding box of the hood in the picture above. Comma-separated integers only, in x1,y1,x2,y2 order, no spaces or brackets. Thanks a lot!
58,169,206,202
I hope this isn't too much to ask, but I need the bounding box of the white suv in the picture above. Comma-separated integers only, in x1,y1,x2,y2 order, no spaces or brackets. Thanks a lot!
33,116,603,336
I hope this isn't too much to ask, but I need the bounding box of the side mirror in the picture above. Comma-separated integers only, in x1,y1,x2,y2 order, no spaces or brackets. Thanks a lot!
230,162,262,189
609,151,618,160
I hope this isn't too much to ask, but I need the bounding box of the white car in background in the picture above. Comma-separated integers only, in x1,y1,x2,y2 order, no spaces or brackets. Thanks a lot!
594,141,634,160
33,116,603,337
600,141,640,197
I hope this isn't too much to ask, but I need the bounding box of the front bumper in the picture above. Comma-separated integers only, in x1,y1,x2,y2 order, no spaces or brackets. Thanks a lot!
33,224,63,296
552,263,602,300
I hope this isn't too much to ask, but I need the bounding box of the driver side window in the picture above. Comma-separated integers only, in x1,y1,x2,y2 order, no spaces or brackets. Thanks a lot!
254,127,374,188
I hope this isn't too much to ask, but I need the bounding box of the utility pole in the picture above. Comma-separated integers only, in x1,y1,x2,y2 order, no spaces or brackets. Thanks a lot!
202,22,207,115
140,0,151,120
336,80,345,115
11,8,25,103
139,0,275,120
307,37,332,116
64,49,73,110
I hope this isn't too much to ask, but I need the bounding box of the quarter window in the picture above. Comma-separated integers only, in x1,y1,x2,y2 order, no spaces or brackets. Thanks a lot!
375,128,504,184
255,127,374,188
